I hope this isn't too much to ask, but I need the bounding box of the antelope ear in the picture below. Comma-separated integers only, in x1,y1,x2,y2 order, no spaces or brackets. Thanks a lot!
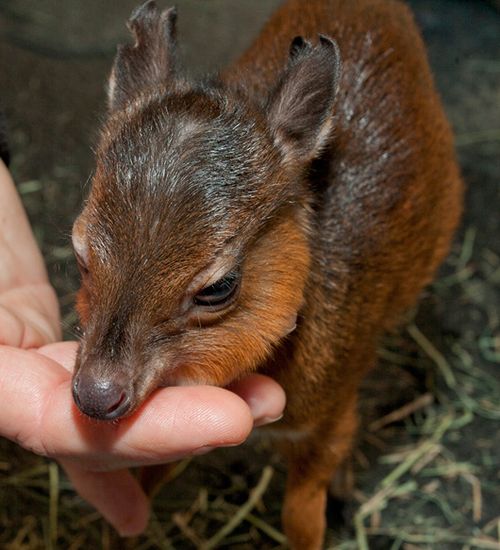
267,35,342,163
108,1,178,111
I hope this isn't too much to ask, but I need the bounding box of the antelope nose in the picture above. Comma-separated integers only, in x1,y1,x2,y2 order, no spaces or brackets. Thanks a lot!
72,372,131,420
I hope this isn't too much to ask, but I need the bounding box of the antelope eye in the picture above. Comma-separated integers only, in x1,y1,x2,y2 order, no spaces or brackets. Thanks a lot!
193,269,240,308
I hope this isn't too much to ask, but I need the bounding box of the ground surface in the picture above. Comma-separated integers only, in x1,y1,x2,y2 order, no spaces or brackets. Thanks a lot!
0,1,499,549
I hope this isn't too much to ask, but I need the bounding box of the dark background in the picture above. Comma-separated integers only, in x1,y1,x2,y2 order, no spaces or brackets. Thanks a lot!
0,1,499,548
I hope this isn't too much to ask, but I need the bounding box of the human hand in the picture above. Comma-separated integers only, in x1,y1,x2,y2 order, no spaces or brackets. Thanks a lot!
0,160,286,535
0,160,60,347
0,341,285,536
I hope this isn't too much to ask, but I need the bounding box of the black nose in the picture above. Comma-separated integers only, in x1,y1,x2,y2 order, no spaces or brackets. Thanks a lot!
72,372,131,420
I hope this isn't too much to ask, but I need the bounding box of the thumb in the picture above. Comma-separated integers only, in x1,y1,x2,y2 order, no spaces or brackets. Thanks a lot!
60,460,150,537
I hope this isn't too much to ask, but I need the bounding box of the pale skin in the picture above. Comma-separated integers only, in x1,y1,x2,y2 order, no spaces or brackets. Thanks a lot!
0,159,286,536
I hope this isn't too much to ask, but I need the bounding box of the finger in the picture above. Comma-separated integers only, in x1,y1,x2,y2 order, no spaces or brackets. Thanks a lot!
0,290,60,348
0,161,48,287
0,345,69,451
228,374,286,427
41,384,254,469
0,346,254,468
38,341,79,372
61,461,149,537
0,305,26,347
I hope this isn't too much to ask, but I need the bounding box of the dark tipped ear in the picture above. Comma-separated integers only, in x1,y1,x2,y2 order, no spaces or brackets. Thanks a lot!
267,35,342,163
289,36,313,59
108,1,178,112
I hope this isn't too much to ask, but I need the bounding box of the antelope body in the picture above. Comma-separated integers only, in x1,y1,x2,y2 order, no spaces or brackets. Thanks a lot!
71,1,463,547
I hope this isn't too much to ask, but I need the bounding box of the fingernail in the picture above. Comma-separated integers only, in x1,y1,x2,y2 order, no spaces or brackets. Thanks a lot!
254,414,283,428
246,396,283,426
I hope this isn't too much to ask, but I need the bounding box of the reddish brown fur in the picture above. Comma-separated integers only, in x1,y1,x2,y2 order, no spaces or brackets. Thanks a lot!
73,0,462,548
